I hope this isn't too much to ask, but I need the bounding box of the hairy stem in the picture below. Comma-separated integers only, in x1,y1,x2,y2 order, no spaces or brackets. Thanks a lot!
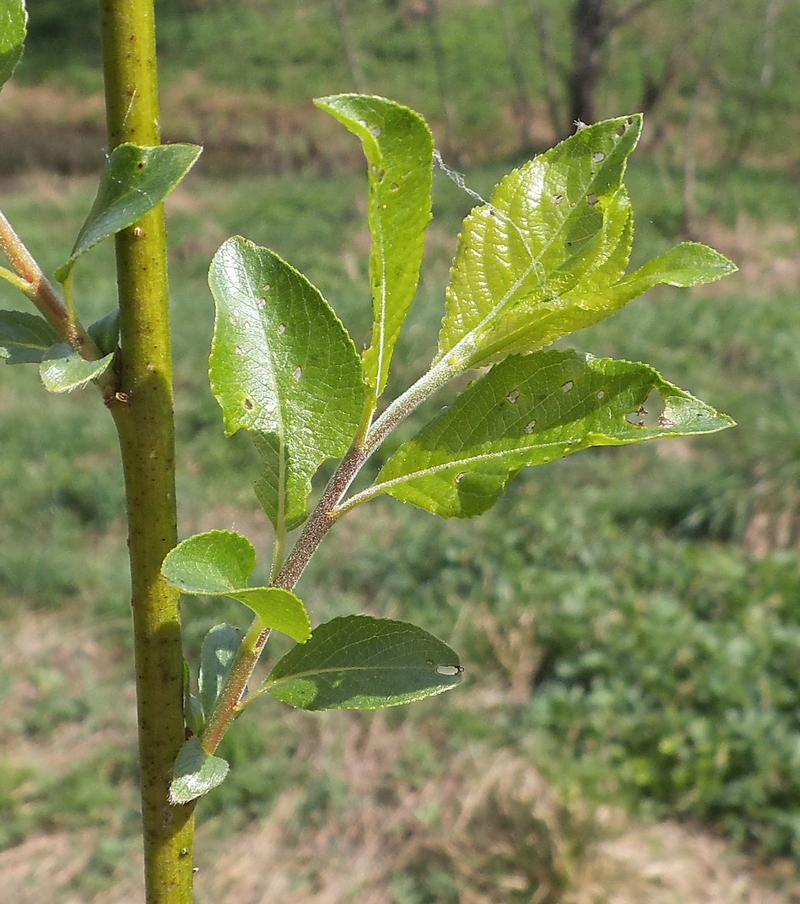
99,1,195,902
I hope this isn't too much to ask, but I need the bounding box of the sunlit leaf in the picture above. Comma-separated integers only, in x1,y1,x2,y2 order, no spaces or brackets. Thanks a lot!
376,350,734,518
435,116,735,371
162,530,311,642
0,0,26,90
317,94,433,404
266,615,462,710
39,343,115,392
208,238,366,534
169,737,229,805
55,143,202,282
0,310,60,364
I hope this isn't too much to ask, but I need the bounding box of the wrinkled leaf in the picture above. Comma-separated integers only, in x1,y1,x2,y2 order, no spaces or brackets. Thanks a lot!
0,0,26,90
162,530,311,642
436,116,735,370
266,615,462,710
209,238,366,533
169,737,229,805
39,343,115,392
317,94,433,403
0,310,60,364
376,349,734,518
198,624,241,721
55,143,202,282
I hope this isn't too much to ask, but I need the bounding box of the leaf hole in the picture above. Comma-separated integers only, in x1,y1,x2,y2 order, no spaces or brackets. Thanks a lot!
596,389,606,400
524,419,537,434
234,346,244,357
616,123,627,138
625,388,666,427
562,380,574,393
292,366,302,381
390,182,400,191
592,151,605,163
436,664,463,677
262,284,271,292
506,388,520,404
455,471,468,484
243,397,254,411
277,323,287,335
552,194,563,204
587,193,599,206
369,125,382,138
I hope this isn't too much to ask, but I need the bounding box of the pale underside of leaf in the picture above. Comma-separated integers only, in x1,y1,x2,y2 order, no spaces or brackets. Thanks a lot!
316,95,433,404
39,344,115,392
208,238,366,534
169,737,229,805
376,349,734,518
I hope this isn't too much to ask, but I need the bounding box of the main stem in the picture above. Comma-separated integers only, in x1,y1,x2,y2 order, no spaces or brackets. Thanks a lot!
99,2,194,902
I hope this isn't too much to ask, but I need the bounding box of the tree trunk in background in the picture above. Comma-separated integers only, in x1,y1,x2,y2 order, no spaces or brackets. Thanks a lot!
528,0,568,141
567,0,607,127
424,0,461,163
500,0,538,154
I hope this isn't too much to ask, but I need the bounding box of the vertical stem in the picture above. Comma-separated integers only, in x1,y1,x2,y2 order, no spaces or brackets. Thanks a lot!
99,2,195,902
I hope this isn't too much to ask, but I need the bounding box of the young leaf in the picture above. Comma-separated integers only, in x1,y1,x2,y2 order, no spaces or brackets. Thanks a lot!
0,0,27,91
169,737,229,805
434,115,735,371
198,624,241,722
316,94,433,404
55,143,202,282
88,309,120,355
266,615,462,711
162,530,312,642
39,343,115,392
0,310,60,364
208,238,366,533
375,349,734,519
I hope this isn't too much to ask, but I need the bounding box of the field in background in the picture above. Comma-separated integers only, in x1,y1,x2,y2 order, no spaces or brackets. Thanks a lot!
0,143,799,901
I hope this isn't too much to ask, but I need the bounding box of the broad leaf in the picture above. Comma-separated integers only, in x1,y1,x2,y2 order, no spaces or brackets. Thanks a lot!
0,0,26,91
39,343,115,392
208,238,366,533
162,530,312,642
169,737,229,805
55,143,202,282
266,615,462,711
0,310,60,364
198,624,241,721
317,94,433,403
435,115,735,370
376,349,734,518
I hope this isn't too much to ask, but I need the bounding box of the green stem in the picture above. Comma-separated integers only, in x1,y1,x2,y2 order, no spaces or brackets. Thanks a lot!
99,2,194,902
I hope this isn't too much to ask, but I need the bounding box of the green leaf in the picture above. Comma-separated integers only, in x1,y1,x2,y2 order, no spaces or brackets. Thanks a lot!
39,344,115,392
208,238,366,533
376,349,734,518
316,94,433,403
435,115,735,371
55,143,202,282
88,309,120,355
169,737,229,805
183,659,204,736
198,624,241,721
266,615,463,711
0,310,60,364
162,530,312,642
0,0,26,91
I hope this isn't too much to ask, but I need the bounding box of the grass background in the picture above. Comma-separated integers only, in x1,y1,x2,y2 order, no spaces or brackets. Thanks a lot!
1,0,800,901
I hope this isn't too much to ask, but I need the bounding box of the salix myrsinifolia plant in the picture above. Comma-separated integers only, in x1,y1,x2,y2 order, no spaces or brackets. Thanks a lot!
0,0,735,884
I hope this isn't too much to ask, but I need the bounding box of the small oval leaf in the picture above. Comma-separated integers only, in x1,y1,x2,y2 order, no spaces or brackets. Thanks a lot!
199,624,241,721
169,737,229,805
39,344,115,392
266,615,462,711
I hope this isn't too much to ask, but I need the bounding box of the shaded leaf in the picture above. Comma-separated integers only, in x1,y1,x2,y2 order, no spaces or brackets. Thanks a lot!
376,350,734,518
198,624,241,721
55,143,202,282
266,615,462,711
169,737,229,805
0,310,60,364
88,309,120,355
0,0,26,90
317,94,433,403
208,238,366,533
162,530,311,642
435,116,735,371
39,343,115,392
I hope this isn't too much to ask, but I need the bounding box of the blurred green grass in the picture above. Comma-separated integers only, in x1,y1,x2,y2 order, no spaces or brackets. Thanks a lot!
1,152,799,883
